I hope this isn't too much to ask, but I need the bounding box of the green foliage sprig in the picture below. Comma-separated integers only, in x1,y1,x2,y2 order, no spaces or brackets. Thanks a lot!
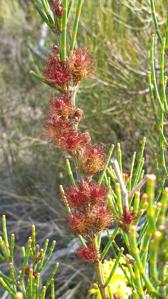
0,215,58,299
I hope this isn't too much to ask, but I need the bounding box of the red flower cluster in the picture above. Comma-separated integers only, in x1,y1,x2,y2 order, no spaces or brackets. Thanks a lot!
66,180,112,238
46,92,106,170
58,131,91,154
44,47,93,89
45,47,103,164
50,95,73,117
66,181,107,209
69,48,93,85
47,117,71,140
44,46,110,262
69,205,112,236
119,207,135,231
44,56,70,88
44,48,95,155
46,92,89,154
79,145,105,175
77,243,98,263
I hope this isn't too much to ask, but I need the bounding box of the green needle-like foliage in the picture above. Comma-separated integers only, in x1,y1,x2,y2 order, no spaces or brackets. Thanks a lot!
0,216,58,299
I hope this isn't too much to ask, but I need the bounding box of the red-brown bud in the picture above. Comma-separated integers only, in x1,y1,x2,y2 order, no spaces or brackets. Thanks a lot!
141,193,148,201
77,243,98,263
52,44,59,52
123,172,130,181
119,207,135,231
54,5,63,18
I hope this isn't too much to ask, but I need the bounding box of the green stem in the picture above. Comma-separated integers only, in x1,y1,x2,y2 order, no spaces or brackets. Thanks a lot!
157,188,168,226
150,35,164,112
104,249,123,288
117,143,122,173
94,238,108,299
160,38,167,110
115,183,123,215
61,0,68,61
132,137,146,188
134,264,145,299
98,144,114,185
0,278,15,297
101,227,118,260
51,279,55,299
68,0,75,18
2,215,10,257
129,226,159,296
149,231,162,284
65,158,76,186
70,0,84,54
128,152,136,193
150,0,162,44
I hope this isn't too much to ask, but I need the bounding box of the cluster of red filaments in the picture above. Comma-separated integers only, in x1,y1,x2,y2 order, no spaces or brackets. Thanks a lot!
77,244,98,263
45,42,111,262
69,48,94,85
67,181,112,262
68,204,112,236
119,207,135,232
46,49,105,166
66,181,107,209
44,48,93,90
79,145,105,175
44,56,70,88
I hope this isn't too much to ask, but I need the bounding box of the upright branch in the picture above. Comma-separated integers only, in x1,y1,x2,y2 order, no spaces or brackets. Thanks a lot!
25,1,168,298
148,33,168,198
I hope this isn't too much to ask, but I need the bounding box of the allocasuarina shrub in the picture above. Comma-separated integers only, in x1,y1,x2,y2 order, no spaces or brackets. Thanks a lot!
27,0,168,298
1,1,168,299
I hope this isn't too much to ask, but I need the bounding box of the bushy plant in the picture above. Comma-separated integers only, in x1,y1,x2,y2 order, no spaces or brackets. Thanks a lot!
0,0,168,298
0,215,58,298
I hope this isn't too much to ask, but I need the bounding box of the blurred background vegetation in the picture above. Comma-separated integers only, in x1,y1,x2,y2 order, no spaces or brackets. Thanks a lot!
0,0,167,297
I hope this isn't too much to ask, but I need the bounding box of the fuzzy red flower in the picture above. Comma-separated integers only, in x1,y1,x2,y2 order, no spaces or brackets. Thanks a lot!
49,95,84,124
119,208,135,231
66,180,107,209
79,144,105,175
90,205,112,233
68,212,87,235
44,56,70,87
50,95,72,118
69,48,93,85
77,244,98,263
69,206,112,236
47,116,71,140
58,130,91,153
